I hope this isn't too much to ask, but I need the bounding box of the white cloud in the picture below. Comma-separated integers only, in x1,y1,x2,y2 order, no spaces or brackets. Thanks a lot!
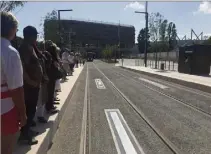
124,2,145,10
194,1,211,14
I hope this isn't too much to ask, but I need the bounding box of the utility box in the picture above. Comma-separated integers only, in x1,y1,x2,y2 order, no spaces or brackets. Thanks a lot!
178,45,211,75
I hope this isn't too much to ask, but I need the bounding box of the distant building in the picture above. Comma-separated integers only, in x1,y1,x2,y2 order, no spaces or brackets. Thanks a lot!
44,19,135,49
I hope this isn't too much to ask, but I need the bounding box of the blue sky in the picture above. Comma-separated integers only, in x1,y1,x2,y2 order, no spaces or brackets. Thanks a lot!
14,1,211,42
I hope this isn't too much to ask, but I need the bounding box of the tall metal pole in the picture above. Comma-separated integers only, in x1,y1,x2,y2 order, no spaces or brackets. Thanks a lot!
144,1,148,67
117,20,120,63
155,39,158,69
69,29,72,52
57,9,73,47
58,10,61,45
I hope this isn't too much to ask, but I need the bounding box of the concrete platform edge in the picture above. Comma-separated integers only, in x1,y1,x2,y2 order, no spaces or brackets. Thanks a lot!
120,66,211,94
37,67,85,154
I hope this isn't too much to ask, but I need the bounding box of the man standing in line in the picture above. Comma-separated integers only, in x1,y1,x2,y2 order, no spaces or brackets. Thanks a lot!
1,11,27,154
18,26,43,145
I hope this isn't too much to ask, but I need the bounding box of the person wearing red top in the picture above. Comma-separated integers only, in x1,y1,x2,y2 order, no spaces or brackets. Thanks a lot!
1,12,27,154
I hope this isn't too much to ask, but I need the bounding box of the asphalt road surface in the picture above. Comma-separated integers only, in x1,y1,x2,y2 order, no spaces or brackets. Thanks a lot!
48,60,211,154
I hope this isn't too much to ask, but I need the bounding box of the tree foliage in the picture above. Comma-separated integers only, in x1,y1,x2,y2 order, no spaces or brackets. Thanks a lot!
102,45,112,60
137,28,150,53
43,9,59,44
167,22,177,50
149,12,163,42
159,19,168,42
44,9,58,21
149,12,178,53
43,9,75,47
0,1,26,12
102,45,118,60
203,36,211,45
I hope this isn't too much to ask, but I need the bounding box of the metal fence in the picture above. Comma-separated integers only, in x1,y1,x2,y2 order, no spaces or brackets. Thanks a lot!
120,58,211,75
135,59,178,71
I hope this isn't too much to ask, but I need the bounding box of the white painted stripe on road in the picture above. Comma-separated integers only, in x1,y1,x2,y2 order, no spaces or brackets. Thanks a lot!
105,109,145,154
110,112,138,154
138,78,169,89
79,64,89,154
95,78,106,89
105,110,121,154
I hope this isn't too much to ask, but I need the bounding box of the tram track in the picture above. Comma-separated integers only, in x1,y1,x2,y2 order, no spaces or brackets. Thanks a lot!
113,70,211,118
93,62,182,154
118,66,211,99
79,64,91,154
96,62,211,118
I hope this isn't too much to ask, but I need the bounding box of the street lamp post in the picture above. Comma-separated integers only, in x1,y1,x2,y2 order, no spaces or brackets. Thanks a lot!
117,20,120,63
57,9,73,46
135,1,148,67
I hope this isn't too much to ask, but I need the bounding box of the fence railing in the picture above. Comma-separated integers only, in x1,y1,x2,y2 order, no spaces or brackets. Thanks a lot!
120,58,211,75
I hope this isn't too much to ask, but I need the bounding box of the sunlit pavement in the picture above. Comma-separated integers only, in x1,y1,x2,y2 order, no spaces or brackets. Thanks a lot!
47,60,211,154
14,66,84,154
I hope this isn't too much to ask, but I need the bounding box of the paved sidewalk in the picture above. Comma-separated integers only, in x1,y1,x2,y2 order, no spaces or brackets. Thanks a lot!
117,64,211,93
14,65,84,154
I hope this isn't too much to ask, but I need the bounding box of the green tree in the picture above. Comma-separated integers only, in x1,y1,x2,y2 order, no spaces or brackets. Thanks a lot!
159,19,168,42
102,45,114,60
45,10,58,20
0,1,26,12
43,10,59,43
159,19,169,53
167,22,177,50
149,12,164,54
137,28,150,53
203,36,211,45
149,12,178,53
149,12,164,42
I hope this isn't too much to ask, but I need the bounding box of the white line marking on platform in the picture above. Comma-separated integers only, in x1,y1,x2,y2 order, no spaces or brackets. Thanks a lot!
138,78,169,89
95,79,106,89
105,109,145,154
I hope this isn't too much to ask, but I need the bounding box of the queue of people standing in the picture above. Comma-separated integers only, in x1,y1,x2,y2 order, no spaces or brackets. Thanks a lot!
1,11,81,154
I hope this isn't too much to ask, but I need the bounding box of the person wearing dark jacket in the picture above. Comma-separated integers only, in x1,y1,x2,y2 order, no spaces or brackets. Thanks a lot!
18,26,42,145
45,43,60,114
34,42,49,123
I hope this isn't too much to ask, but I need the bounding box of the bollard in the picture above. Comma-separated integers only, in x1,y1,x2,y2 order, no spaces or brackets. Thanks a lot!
168,60,170,71
173,61,174,71
161,63,165,70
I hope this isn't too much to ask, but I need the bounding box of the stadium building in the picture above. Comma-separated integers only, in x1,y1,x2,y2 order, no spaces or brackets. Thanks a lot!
44,19,135,49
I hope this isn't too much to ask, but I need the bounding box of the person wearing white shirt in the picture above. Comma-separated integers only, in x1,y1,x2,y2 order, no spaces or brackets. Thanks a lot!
62,49,71,75
1,12,26,154
68,52,75,75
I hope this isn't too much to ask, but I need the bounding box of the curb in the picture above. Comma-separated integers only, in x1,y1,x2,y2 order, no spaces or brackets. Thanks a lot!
14,66,84,154
40,67,84,154
120,66,211,94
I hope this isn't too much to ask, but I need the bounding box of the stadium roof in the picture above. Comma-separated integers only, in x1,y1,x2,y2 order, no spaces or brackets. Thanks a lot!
60,18,134,28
